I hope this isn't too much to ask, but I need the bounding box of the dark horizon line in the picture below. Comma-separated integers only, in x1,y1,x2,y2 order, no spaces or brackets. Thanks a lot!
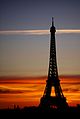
0,74,80,80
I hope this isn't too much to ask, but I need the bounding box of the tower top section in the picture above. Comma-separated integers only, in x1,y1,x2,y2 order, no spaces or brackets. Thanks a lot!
52,17,54,26
50,17,56,33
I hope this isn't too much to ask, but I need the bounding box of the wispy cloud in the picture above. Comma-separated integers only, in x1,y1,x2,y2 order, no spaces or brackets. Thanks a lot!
0,30,49,35
0,29,80,35
57,29,80,34
0,87,23,94
63,87,80,93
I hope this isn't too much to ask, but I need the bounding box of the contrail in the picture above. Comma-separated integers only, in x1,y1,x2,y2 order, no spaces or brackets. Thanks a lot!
0,30,49,35
57,29,80,34
0,29,80,35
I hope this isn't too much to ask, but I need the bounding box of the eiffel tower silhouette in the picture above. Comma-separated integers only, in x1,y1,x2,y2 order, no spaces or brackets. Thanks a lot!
39,18,68,109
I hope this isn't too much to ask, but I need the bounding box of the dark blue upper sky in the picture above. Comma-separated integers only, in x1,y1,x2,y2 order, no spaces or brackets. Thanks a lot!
0,0,80,30
0,0,80,76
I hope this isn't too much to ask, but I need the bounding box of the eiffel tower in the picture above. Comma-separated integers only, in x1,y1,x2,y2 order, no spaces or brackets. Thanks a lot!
39,18,68,109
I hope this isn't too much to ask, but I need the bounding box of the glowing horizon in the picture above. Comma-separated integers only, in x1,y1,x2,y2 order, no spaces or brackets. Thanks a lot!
0,75,80,109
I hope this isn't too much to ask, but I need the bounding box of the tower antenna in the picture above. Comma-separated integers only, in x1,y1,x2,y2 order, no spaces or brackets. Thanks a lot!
52,17,54,26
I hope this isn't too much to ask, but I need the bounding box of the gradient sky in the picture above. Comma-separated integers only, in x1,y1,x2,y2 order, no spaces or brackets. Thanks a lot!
0,0,80,109
0,0,80,77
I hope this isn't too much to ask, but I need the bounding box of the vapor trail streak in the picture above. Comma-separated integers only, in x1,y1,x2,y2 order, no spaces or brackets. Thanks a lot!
0,29,80,35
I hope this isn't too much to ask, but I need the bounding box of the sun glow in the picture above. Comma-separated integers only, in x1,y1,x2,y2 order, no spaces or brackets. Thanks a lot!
0,76,80,109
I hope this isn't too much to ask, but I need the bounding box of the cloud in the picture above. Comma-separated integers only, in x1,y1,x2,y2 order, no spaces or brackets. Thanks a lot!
0,30,49,35
57,29,80,34
63,88,80,92
0,29,80,35
63,83,80,93
0,87,23,94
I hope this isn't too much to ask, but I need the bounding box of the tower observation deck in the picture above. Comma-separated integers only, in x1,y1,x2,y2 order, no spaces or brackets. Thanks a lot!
39,18,68,109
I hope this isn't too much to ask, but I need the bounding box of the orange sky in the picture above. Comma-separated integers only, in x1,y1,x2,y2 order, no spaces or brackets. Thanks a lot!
0,75,80,109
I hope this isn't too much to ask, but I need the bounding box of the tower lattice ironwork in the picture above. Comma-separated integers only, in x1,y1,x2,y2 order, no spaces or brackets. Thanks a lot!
39,18,68,109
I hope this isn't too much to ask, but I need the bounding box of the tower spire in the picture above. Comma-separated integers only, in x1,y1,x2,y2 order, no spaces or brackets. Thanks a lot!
52,17,54,26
